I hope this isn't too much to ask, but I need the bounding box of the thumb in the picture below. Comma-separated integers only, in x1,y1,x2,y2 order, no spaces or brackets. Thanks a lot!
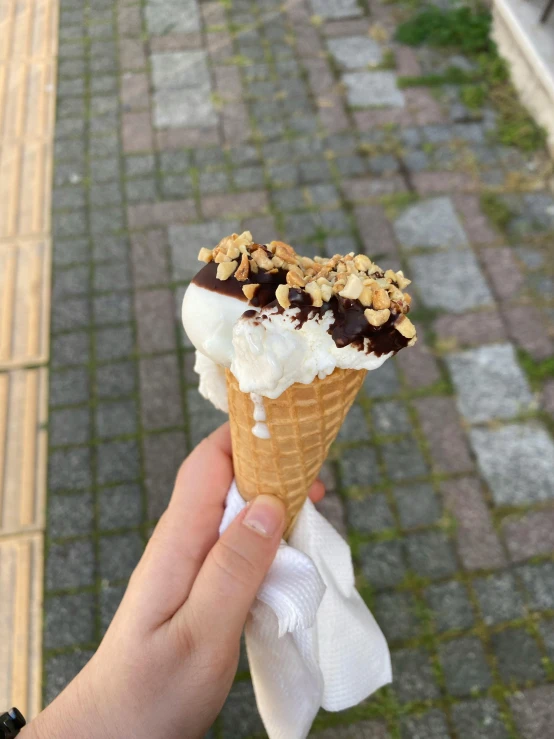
182,495,286,647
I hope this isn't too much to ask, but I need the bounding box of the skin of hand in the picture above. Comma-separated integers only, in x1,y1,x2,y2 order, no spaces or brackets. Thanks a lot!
25,423,324,739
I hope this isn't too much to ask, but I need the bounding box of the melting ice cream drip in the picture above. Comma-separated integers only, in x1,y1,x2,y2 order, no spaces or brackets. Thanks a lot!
250,393,270,439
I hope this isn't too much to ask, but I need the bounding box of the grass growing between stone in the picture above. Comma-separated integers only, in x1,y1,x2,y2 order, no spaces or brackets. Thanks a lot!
395,4,547,152
480,192,513,233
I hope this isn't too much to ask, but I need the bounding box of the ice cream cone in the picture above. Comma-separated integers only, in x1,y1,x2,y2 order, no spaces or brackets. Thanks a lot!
226,367,367,538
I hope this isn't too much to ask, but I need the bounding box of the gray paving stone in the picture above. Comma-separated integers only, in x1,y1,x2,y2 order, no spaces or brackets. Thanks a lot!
406,531,457,580
409,250,494,313
95,400,138,438
368,155,399,175
447,344,533,423
373,591,421,643
53,265,89,299
470,423,554,505
48,492,94,539
44,650,94,706
509,686,554,739
311,722,389,738
233,166,265,190
473,573,525,626
93,263,131,293
328,36,383,69
126,154,156,177
382,437,428,481
50,367,90,406
517,562,554,611
372,401,411,436
160,174,193,199
99,583,125,635
337,403,370,441
99,484,143,531
393,483,441,529
220,681,265,739
94,326,134,361
343,71,405,108
310,0,364,19
186,388,228,447
169,220,240,280
151,50,210,90
425,581,474,633
97,440,140,485
90,208,125,236
359,540,406,589
451,699,509,739
93,293,132,325
338,446,380,488
153,88,217,128
44,592,96,649
46,538,95,591
93,236,129,263
146,0,200,34
49,447,92,491
393,197,468,250
538,620,554,661
95,361,136,399
346,493,395,534
199,170,229,194
440,636,492,697
400,710,450,739
492,628,545,684
391,648,440,702
139,354,184,430
50,407,91,446
143,430,187,519
363,361,400,398
324,234,358,256
98,531,144,581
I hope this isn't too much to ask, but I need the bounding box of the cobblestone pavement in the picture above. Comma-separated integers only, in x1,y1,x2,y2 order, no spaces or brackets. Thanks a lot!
46,0,554,736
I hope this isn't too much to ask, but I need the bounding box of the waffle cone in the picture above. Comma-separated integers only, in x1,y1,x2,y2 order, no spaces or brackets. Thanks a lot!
226,367,367,537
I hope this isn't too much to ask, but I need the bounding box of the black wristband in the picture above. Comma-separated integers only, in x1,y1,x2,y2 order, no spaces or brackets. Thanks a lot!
0,708,26,738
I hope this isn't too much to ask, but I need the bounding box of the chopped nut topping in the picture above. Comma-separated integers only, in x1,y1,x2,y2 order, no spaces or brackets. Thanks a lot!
227,244,241,260
198,247,213,263
275,284,291,309
395,315,416,338
251,248,273,271
373,288,391,310
216,260,238,281
365,308,391,327
286,270,306,288
354,254,372,272
359,286,373,307
235,253,250,281
339,274,364,300
242,283,259,300
305,280,323,307
396,271,411,290
320,283,333,302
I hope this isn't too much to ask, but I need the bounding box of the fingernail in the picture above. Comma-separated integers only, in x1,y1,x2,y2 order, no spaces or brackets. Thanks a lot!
242,495,285,538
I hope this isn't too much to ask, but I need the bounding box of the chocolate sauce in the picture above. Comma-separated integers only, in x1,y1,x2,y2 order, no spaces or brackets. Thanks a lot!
192,252,410,356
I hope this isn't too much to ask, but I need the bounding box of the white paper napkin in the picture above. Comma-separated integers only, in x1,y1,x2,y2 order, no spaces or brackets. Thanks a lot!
220,482,392,739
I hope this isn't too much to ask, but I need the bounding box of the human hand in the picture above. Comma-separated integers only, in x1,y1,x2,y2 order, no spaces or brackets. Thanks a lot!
26,423,324,739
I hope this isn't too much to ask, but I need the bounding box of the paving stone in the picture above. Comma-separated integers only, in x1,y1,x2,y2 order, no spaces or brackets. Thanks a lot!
400,710,450,739
220,681,265,739
49,447,92,491
169,219,240,279
363,360,400,398
396,342,440,390
48,492,94,539
509,686,554,739
473,573,526,626
139,355,184,430
95,361,136,399
439,636,492,697
538,620,554,661
186,388,228,447
391,648,440,702
151,50,210,91
324,235,358,257
346,494,395,534
442,477,506,571
446,344,533,423
343,71,405,108
145,0,200,35
394,483,441,529
315,491,348,538
311,722,390,739
98,531,144,582
337,403,370,441
470,423,554,506
44,592,96,649
46,538,95,591
44,650,95,706
327,36,383,69
502,305,554,361
95,400,138,439
373,591,421,643
434,311,507,348
492,628,545,684
406,531,457,580
310,0,364,19
143,431,187,519
100,583,126,635
93,236,130,263
50,368,90,406
414,396,473,475
354,205,398,256
99,484,143,531
372,401,411,436
502,509,554,562
153,88,217,128
135,289,176,353
50,407,91,446
97,440,140,485
53,265,89,299
130,230,170,287
359,540,407,589
480,247,524,302
52,297,90,332
93,293,132,326
382,437,428,482
517,562,554,611
451,699,509,739
425,581,474,633
368,155,399,176
339,446,380,488
94,326,134,361
409,250,494,313
393,197,468,250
